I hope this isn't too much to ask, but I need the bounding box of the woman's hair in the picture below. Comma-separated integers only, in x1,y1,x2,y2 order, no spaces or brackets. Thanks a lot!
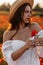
9,3,32,31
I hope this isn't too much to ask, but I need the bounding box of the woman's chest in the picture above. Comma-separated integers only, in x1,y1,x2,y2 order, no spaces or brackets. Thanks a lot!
12,28,32,41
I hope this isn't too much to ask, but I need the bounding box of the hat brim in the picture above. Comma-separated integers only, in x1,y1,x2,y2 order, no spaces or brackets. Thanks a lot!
9,0,33,21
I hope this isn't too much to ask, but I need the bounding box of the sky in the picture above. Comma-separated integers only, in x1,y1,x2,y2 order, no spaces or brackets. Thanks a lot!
0,0,43,8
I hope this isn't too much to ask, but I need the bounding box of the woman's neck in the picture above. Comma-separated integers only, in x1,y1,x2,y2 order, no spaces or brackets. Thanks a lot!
19,21,30,30
19,23,25,30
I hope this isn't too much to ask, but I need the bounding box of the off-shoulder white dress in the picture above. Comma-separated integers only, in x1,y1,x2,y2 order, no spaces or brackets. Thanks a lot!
2,30,43,65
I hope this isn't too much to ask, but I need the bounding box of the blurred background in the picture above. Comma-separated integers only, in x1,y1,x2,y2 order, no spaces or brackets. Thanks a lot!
0,0,43,65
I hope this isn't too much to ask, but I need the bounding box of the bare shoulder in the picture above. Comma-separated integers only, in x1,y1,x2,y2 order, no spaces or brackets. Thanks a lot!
31,22,40,26
3,30,11,42
3,29,16,42
31,22,42,32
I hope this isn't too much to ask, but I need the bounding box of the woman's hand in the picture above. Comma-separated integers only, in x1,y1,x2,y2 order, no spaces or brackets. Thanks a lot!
25,39,35,49
34,38,43,46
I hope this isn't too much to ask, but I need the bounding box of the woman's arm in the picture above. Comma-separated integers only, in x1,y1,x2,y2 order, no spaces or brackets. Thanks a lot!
11,44,29,60
33,22,43,57
11,39,34,61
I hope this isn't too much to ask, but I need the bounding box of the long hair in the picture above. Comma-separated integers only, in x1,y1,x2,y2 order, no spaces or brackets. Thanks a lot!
9,3,32,31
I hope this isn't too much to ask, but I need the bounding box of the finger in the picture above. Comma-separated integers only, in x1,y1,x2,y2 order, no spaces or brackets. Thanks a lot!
34,38,41,42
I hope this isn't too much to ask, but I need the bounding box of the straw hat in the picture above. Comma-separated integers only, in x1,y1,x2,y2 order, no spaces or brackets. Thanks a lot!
9,0,34,21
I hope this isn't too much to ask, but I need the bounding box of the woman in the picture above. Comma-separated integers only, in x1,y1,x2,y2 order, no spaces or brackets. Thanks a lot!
2,0,43,65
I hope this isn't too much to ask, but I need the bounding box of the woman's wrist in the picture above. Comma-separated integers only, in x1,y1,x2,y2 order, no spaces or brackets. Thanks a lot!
24,44,30,50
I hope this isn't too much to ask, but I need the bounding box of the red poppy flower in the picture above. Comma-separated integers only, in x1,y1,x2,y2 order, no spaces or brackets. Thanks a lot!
31,30,38,37
0,59,3,63
0,58,4,63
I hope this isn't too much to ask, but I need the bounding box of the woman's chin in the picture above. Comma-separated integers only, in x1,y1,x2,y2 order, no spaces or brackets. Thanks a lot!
25,21,29,23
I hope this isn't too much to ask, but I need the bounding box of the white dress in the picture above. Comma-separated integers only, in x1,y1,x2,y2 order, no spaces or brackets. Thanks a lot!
2,30,43,65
